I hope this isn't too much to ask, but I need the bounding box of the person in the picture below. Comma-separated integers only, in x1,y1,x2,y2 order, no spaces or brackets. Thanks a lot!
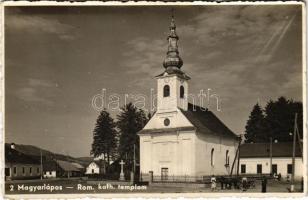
277,173,281,181
286,174,290,182
242,177,248,191
301,177,304,192
211,176,217,191
261,176,267,193
220,176,225,190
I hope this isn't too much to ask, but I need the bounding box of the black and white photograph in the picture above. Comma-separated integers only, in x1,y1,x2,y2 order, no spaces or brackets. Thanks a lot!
2,2,305,197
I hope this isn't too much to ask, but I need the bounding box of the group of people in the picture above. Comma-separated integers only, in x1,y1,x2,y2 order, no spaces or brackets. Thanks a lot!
210,176,268,192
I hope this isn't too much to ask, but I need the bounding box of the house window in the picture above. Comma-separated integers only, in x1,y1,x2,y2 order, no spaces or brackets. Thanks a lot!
180,86,184,98
257,164,262,174
287,164,293,174
161,168,168,180
272,164,277,175
225,150,229,165
13,167,17,175
29,167,32,174
92,169,94,174
37,167,40,174
163,85,170,97
22,167,25,174
5,168,10,176
211,148,215,166
241,164,246,174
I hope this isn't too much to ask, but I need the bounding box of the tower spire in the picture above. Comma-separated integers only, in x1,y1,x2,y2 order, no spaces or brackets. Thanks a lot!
163,12,183,72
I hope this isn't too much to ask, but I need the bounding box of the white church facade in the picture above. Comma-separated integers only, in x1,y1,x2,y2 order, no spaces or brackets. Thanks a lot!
138,16,239,178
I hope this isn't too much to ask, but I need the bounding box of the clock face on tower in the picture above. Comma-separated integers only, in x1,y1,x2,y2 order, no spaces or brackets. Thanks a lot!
164,118,170,126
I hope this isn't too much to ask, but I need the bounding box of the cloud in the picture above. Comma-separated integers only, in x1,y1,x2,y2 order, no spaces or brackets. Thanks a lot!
28,78,55,88
15,87,53,105
6,14,78,41
121,37,167,87
15,78,57,105
179,5,298,55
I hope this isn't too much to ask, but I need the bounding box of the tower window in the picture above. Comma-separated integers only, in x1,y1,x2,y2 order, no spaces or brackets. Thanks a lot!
163,85,170,97
180,86,184,98
211,148,215,166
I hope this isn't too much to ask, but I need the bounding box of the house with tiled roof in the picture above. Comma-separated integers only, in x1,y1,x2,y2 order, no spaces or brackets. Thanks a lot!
5,143,41,180
239,142,303,180
138,16,239,179
43,160,83,178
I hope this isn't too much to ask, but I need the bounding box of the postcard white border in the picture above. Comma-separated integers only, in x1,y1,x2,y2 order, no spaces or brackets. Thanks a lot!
0,1,306,198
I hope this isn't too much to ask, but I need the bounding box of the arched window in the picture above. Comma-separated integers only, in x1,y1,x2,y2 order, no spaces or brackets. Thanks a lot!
211,148,214,166
180,86,184,98
163,85,170,97
226,150,229,165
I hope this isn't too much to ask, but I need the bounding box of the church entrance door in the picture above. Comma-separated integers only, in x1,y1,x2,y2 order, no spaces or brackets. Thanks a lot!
161,168,168,181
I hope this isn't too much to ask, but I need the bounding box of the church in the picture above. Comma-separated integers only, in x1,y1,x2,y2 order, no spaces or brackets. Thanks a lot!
138,16,239,179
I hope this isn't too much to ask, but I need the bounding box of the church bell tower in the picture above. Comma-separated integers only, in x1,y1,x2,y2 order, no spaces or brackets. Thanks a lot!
156,14,190,113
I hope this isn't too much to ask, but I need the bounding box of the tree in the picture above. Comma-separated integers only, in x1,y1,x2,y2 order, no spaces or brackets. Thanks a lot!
245,97,303,143
91,110,117,165
244,103,266,143
117,103,148,169
264,97,303,142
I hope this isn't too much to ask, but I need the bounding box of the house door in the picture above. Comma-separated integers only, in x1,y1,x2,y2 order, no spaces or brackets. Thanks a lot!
257,164,262,174
272,164,277,175
161,168,168,181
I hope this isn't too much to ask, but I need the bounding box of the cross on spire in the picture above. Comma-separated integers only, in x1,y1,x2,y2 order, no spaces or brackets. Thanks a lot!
163,10,183,71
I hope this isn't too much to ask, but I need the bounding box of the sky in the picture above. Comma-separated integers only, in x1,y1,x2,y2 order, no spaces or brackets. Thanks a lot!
5,5,303,157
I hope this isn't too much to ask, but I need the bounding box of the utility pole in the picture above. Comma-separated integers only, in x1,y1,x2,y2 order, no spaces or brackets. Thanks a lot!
270,137,273,175
133,144,136,174
295,124,303,161
236,135,242,176
291,113,298,192
40,149,43,180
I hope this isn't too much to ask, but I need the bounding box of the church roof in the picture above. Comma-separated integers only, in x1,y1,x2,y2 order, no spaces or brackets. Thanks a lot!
156,13,191,80
155,68,191,80
138,126,195,135
163,15,183,70
240,142,302,158
180,103,238,139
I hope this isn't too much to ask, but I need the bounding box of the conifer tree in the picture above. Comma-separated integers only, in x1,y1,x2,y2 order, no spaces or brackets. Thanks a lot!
117,103,148,168
245,97,303,143
244,103,266,143
91,110,117,165
264,97,302,142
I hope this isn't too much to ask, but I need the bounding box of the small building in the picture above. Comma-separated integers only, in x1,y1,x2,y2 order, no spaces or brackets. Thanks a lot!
72,162,85,173
43,160,83,178
5,143,41,180
85,160,106,175
239,142,303,180
43,160,58,178
56,160,82,177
